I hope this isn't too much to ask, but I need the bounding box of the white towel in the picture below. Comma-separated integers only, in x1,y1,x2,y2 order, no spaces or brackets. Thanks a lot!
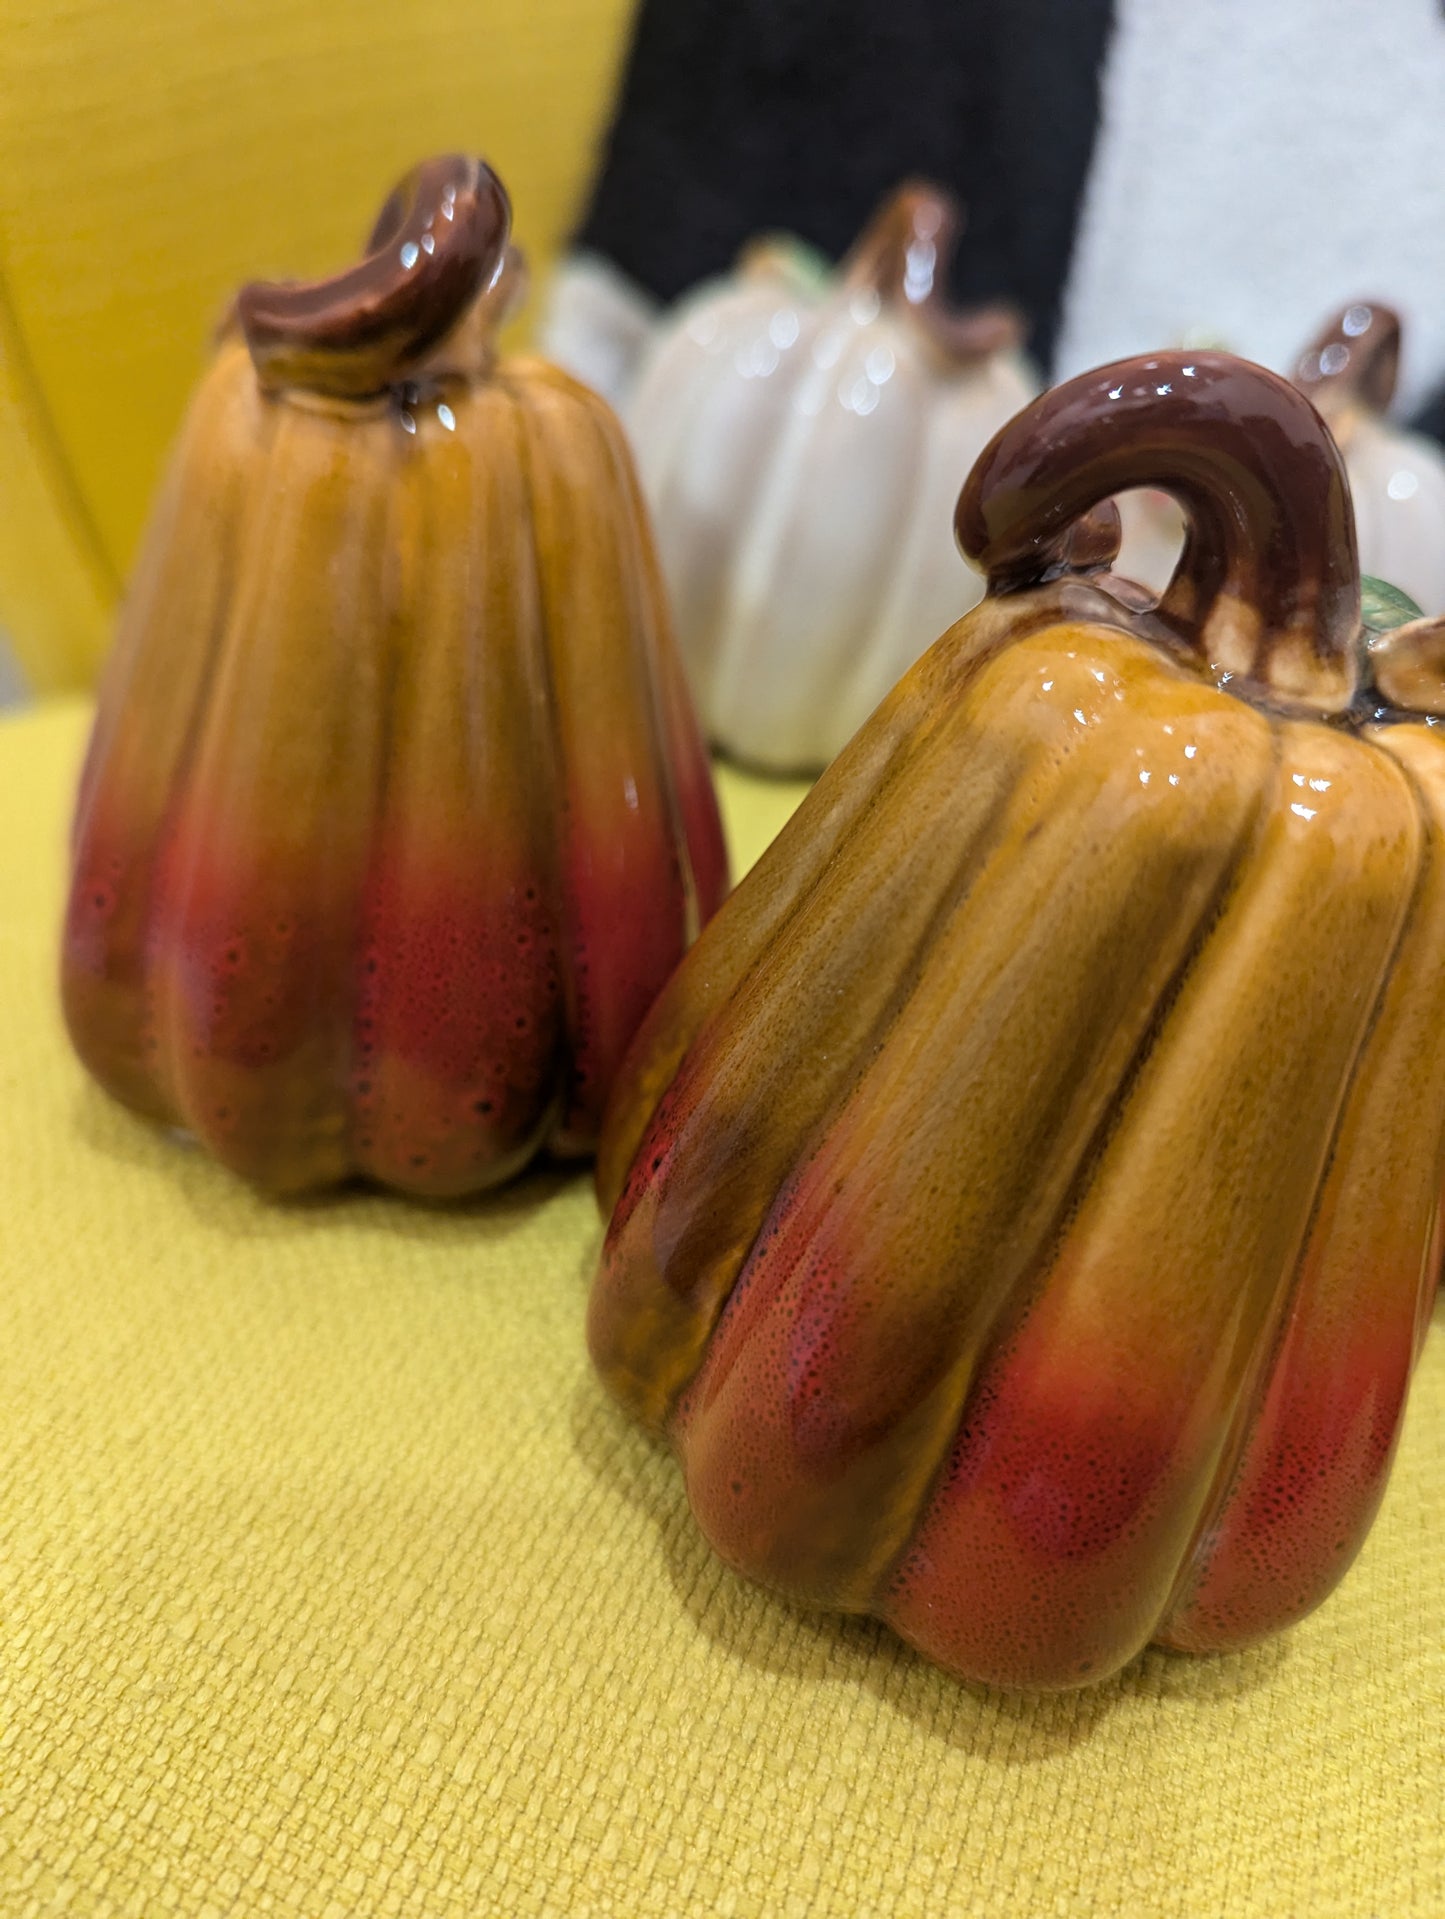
1054,0,1445,413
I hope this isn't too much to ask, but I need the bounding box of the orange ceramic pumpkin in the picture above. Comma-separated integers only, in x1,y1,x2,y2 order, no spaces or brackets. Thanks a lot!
62,156,727,1197
589,352,1445,1689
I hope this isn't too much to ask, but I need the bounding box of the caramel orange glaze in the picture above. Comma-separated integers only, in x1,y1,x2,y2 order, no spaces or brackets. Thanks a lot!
62,157,726,1197
589,352,1445,1688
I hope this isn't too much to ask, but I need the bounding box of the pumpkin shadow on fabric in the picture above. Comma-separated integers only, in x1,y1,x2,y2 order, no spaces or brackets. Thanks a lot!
71,1074,189,1173
568,1375,1288,1760
69,1074,590,1249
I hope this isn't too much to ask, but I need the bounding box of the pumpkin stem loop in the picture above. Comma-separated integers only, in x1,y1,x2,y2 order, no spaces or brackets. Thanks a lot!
238,155,511,399
955,352,1362,715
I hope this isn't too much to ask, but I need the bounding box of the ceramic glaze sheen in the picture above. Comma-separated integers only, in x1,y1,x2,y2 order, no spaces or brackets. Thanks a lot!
626,185,1037,773
589,352,1445,1689
62,157,727,1198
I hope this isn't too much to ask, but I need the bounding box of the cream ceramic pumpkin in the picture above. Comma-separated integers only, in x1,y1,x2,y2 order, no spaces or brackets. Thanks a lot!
1110,486,1185,599
537,250,659,410
1295,303,1445,616
625,185,1038,773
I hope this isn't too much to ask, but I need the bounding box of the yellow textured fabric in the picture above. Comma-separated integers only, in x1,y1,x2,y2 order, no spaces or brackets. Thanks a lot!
2,699,1443,1919
0,0,636,692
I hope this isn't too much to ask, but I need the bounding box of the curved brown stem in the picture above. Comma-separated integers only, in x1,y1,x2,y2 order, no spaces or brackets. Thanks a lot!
843,181,1025,365
955,351,1361,711
1294,301,1401,422
237,155,510,398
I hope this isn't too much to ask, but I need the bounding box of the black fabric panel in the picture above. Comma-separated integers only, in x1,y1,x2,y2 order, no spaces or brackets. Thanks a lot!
1410,381,1445,452
573,0,1115,373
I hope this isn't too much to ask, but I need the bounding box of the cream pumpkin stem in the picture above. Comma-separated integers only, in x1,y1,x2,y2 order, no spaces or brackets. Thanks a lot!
955,351,1362,713
237,154,511,398
844,181,1024,365
1294,301,1401,421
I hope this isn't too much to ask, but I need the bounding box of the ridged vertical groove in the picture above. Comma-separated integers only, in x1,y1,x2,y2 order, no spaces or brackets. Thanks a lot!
671,637,1279,1621
149,395,395,1188
349,383,565,1195
506,361,695,1156
864,720,1282,1614
880,721,1420,1684
590,586,1050,1216
1159,727,1445,1650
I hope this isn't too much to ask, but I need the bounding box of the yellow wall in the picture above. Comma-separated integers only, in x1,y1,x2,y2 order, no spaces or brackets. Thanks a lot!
0,0,636,690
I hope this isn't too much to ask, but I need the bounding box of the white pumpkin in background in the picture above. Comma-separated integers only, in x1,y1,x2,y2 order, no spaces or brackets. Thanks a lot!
537,250,660,409
1110,485,1186,600
625,185,1038,772
1294,302,1445,615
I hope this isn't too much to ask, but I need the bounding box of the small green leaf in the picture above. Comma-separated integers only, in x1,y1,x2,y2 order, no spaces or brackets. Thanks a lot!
1361,576,1424,637
770,238,833,292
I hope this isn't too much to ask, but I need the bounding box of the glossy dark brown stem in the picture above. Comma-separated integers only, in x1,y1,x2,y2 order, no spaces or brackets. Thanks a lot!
844,182,1024,365
237,155,511,398
1294,302,1401,419
956,352,1361,706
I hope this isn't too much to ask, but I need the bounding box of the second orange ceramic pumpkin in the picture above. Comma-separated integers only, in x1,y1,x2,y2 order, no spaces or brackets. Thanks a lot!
62,156,727,1197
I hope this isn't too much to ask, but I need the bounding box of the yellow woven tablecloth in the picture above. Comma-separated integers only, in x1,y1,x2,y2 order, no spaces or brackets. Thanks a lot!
3,700,1442,1919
